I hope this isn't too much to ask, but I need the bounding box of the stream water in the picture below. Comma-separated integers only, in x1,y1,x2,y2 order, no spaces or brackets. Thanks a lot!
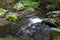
16,16,60,40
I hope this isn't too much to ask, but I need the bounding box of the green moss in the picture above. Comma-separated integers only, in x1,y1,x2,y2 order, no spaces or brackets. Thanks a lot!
5,14,18,22
0,8,8,15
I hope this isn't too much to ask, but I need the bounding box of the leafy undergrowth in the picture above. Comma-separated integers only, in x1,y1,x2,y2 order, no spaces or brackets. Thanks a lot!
13,0,39,11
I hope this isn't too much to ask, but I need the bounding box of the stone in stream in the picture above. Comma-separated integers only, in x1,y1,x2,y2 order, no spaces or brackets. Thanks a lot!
46,11,60,26
46,11,60,25
46,11,60,18
18,8,35,18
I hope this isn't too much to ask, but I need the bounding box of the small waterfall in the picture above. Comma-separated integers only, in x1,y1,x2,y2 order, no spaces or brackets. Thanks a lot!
28,17,44,24
16,16,44,37
16,16,60,40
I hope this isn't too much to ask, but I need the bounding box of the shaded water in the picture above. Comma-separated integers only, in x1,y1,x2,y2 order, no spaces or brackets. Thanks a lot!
16,16,60,40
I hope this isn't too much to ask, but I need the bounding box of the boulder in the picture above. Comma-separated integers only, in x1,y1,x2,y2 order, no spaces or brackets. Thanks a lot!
18,8,35,18
0,18,11,36
46,11,60,18
44,18,60,28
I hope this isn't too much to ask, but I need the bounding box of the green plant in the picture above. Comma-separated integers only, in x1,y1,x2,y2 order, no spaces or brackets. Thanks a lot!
13,3,25,10
0,8,8,15
5,14,18,22
13,0,39,10
22,1,39,9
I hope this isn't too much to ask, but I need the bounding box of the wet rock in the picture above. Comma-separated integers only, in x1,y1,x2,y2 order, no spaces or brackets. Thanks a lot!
0,18,18,36
0,18,11,36
18,8,35,18
44,18,58,27
0,17,18,36
0,18,10,26
54,18,60,26
44,18,60,28
46,11,60,26
0,24,11,36
46,11,60,18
